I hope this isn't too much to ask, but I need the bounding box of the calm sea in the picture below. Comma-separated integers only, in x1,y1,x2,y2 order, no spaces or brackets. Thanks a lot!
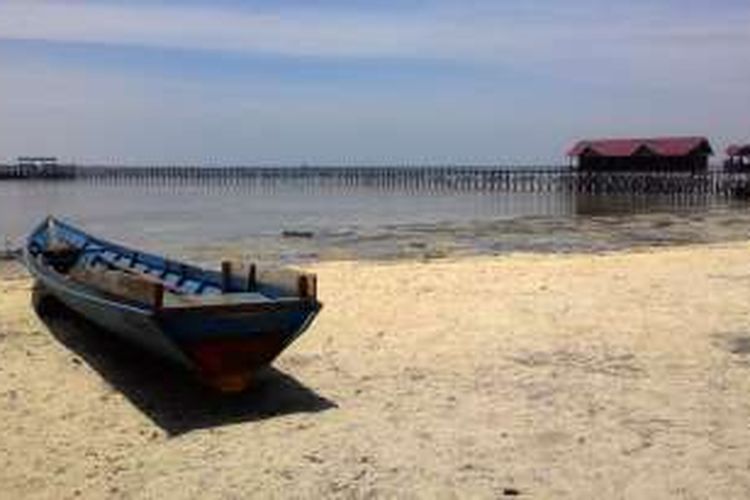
2,179,750,264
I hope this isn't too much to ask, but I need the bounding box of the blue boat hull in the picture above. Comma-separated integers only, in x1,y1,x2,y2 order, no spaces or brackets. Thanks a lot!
26,252,194,367
24,217,322,391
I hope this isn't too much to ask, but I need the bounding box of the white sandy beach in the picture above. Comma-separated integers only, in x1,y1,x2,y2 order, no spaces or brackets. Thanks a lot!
2,243,750,498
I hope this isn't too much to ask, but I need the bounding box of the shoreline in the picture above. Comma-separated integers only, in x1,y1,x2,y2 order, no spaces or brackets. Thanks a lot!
3,242,750,498
168,207,750,266
6,203,750,267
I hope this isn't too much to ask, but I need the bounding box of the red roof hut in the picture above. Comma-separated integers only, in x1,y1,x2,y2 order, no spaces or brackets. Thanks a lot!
726,144,750,169
567,136,713,171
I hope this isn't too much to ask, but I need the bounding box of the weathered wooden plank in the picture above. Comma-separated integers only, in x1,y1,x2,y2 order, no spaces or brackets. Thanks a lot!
69,266,164,308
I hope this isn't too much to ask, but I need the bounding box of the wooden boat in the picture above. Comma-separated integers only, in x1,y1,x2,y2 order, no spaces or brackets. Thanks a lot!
23,217,322,392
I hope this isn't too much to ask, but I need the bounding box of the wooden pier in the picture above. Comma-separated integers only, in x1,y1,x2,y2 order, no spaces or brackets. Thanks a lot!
0,162,76,180
2,164,750,197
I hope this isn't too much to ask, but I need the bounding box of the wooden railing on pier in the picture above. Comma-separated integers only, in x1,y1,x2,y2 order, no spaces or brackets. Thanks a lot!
2,164,750,196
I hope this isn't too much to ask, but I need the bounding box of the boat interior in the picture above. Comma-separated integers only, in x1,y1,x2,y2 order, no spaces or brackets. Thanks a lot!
29,219,318,311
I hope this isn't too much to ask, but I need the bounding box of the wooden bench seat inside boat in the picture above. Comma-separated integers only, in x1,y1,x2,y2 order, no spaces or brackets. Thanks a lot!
68,265,166,307
58,240,317,311
68,264,295,312
224,260,317,299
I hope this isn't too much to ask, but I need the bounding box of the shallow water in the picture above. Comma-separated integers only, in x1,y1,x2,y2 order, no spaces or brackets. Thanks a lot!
2,179,750,264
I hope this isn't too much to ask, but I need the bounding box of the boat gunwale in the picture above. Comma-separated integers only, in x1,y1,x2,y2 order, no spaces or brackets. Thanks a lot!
29,217,322,314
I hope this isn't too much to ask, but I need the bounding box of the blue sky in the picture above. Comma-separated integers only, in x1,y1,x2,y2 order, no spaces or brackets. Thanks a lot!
0,0,748,164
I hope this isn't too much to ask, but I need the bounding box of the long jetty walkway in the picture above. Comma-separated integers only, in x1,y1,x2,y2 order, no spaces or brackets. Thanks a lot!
2,164,750,196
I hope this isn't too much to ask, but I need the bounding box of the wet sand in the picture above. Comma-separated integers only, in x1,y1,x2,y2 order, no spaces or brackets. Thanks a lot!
2,243,750,498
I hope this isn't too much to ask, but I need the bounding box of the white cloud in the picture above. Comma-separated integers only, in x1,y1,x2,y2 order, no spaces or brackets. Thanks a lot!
0,2,748,68
0,3,448,58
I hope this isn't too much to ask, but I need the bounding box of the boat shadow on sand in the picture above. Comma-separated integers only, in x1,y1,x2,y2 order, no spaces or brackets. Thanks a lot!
32,289,336,436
